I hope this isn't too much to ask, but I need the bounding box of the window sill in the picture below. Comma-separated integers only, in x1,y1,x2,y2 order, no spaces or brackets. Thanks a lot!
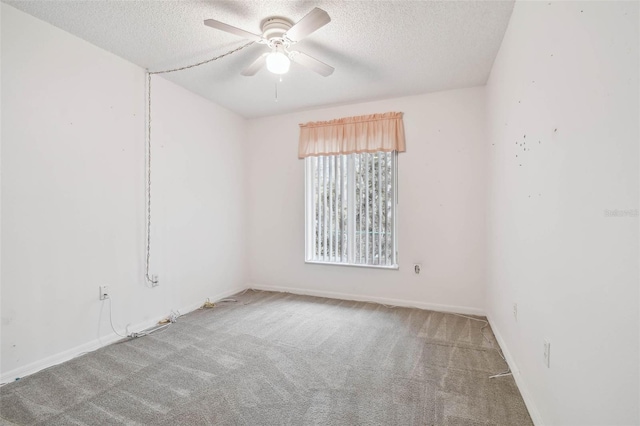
305,260,399,270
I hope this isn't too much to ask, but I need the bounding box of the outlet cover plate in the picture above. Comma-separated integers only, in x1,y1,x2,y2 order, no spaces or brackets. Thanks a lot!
99,286,109,300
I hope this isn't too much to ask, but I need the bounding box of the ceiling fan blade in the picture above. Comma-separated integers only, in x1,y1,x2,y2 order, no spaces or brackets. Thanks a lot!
204,19,262,42
284,8,331,42
241,53,268,76
290,51,334,77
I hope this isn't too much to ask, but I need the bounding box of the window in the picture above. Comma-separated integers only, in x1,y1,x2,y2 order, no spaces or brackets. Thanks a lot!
305,151,397,268
299,111,405,268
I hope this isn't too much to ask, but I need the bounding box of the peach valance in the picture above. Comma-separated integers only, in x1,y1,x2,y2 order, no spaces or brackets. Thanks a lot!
298,112,405,158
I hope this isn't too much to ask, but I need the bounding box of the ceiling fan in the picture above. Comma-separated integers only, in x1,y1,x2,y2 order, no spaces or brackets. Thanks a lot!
204,7,334,77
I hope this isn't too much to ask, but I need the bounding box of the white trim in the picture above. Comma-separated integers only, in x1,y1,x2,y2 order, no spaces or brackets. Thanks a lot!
0,285,245,384
1,329,123,385
305,260,399,270
486,314,544,426
247,283,485,316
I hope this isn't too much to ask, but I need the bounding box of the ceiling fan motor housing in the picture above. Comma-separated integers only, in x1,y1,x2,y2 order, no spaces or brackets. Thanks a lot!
261,17,294,47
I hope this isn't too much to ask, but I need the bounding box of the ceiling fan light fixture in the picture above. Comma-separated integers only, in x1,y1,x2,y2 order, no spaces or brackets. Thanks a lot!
205,8,334,77
266,45,290,75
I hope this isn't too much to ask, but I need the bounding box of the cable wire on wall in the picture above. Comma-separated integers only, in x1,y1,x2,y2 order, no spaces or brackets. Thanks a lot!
144,41,255,285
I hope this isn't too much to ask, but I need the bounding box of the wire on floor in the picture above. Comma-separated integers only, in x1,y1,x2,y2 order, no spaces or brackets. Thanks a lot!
129,323,169,338
200,298,216,309
106,296,173,339
449,312,512,379
199,290,254,309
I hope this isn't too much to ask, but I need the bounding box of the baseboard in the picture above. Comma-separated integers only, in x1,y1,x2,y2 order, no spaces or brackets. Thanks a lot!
486,314,544,426
247,283,485,316
0,285,246,384
0,330,122,385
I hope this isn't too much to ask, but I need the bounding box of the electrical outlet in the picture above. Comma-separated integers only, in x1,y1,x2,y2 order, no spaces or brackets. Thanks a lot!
513,303,518,322
151,275,159,287
543,339,551,368
413,263,421,275
99,286,109,300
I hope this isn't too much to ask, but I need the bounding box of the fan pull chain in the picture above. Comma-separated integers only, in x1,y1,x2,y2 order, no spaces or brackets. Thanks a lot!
144,41,254,285
274,75,284,102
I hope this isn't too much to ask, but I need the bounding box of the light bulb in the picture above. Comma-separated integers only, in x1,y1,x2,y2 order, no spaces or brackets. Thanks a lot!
266,46,290,75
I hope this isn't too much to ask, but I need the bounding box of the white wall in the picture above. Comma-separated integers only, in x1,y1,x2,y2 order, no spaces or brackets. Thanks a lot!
485,1,639,425
246,88,488,314
1,4,247,381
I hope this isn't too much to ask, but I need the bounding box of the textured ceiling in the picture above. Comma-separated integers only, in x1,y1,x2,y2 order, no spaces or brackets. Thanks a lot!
5,1,515,118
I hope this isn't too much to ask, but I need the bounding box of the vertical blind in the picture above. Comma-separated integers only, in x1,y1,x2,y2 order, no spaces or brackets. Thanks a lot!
308,151,396,266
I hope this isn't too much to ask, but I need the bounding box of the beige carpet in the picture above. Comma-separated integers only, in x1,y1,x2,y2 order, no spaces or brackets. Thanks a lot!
0,290,532,425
